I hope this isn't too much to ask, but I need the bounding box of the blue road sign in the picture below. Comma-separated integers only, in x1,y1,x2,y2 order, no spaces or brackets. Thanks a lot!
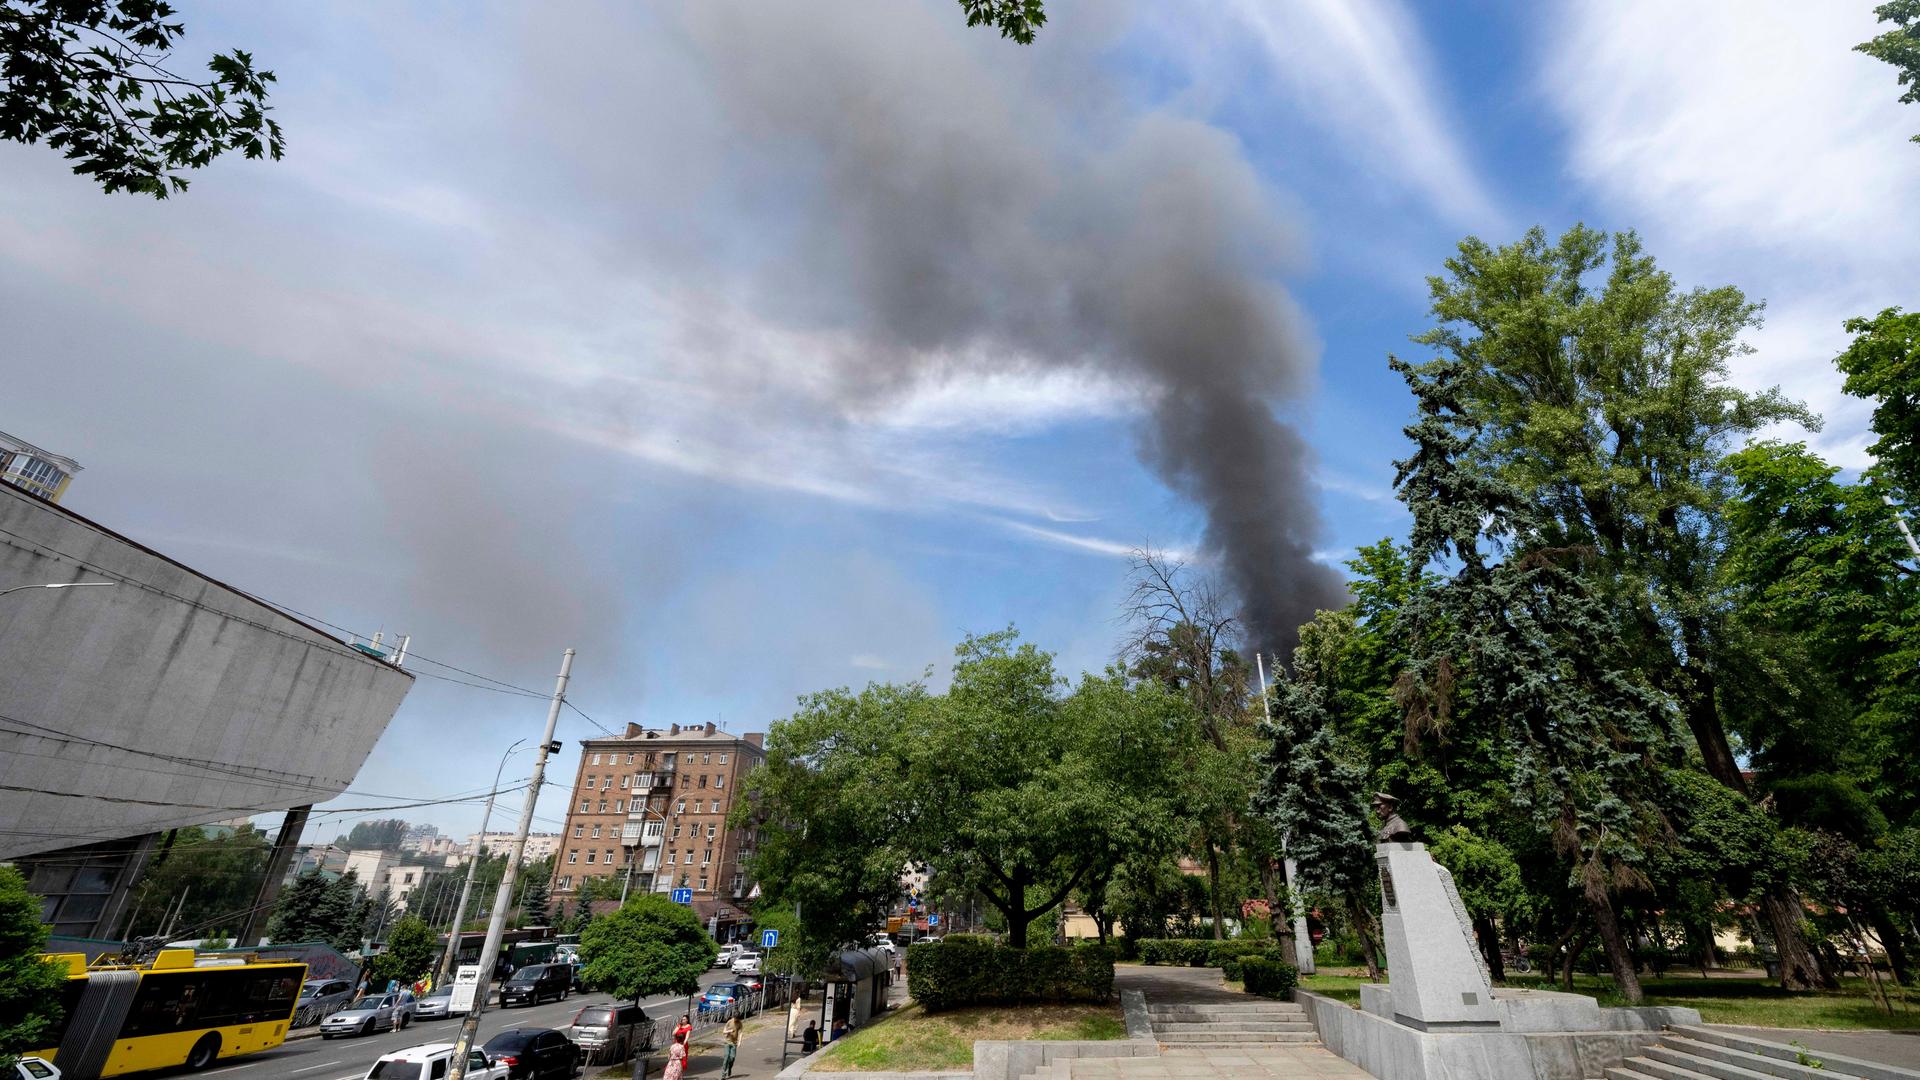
671,887,694,904
761,929,780,949
928,914,939,927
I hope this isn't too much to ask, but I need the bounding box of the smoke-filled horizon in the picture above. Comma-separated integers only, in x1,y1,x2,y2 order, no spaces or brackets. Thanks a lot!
597,2,1350,650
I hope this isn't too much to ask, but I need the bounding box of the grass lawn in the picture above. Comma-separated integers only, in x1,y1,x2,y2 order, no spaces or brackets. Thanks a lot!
809,1002,1126,1072
1303,971,1920,1030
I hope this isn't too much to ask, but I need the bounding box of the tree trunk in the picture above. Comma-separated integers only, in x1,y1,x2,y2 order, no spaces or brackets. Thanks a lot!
1587,890,1643,1005
1869,906,1915,986
1206,845,1226,940
1347,892,1383,981
1262,859,1296,964
1562,924,1594,991
1006,876,1028,949
1758,888,1828,990
1474,914,1506,983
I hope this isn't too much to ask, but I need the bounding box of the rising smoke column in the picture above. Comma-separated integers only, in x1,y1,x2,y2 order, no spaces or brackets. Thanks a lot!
646,1,1350,649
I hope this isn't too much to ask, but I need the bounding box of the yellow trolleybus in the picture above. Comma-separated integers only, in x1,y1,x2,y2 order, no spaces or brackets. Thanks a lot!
30,949,306,1078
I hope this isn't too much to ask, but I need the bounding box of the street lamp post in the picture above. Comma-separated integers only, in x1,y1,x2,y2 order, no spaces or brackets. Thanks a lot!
433,739,529,986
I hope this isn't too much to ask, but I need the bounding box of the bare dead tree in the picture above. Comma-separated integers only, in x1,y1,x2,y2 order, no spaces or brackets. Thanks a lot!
1117,547,1250,751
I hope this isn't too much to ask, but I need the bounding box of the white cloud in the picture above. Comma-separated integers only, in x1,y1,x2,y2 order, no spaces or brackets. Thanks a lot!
1546,0,1920,467
1218,0,1502,227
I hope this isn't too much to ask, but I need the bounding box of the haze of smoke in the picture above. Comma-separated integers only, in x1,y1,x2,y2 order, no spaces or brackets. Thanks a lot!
647,1,1350,649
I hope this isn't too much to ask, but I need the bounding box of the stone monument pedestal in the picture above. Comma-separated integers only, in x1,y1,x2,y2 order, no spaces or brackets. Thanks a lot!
1375,842,1498,1030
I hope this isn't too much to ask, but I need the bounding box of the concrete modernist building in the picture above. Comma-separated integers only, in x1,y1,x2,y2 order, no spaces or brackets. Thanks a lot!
468,831,560,862
0,429,80,503
552,722,763,934
0,483,414,939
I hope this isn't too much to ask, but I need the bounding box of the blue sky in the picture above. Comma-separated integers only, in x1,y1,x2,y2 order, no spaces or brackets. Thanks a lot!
2,0,1915,841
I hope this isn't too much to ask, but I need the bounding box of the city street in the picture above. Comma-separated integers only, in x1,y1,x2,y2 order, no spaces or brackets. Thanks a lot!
183,971,735,1080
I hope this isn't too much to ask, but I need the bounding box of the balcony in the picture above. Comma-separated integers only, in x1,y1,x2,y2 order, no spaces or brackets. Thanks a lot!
620,821,663,847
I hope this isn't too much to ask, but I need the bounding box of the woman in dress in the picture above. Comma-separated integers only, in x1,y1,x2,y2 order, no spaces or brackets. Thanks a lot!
674,1013,693,1044
663,1032,689,1080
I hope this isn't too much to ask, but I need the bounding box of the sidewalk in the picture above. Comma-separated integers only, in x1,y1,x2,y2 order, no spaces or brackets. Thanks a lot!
622,999,825,1078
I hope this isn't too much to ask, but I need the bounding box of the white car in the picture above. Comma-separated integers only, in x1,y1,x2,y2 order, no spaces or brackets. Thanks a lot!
714,943,742,969
11,1059,59,1080
365,1042,508,1080
730,951,763,975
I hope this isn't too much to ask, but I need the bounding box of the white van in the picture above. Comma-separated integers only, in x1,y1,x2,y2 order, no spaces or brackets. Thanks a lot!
365,1042,508,1080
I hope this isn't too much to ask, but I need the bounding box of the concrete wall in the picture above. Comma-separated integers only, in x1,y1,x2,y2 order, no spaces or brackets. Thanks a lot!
1301,991,1674,1080
0,485,414,859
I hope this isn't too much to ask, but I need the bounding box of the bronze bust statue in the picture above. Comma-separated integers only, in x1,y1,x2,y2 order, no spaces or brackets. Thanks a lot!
1372,792,1414,843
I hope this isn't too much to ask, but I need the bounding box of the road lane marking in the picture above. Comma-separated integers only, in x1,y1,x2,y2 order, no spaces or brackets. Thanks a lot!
290,1062,342,1073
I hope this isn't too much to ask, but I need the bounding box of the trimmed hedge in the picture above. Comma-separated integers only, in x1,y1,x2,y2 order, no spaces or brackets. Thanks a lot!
907,937,1114,1012
1138,938,1285,970
1240,956,1299,1000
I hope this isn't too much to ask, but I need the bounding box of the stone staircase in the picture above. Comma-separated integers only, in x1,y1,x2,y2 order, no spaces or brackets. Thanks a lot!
1146,1000,1319,1048
1609,1025,1920,1080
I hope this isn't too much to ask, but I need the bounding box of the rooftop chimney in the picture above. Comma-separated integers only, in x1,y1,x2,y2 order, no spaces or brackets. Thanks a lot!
670,723,680,736
745,733,764,749
625,722,644,738
705,722,716,735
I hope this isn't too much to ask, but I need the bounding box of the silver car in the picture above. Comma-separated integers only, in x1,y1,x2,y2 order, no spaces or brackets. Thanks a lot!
412,987,454,1020
321,991,415,1038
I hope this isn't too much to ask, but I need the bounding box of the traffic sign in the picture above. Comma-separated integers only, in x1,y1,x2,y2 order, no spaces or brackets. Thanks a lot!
671,887,694,904
761,928,780,949
928,914,939,927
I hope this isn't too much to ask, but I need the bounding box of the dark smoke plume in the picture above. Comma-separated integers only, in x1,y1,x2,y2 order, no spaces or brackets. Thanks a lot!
627,1,1350,649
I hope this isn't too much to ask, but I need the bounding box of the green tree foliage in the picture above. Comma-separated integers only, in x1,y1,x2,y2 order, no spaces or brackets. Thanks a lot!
0,866,66,1061
957,0,1045,44
367,916,437,987
578,894,714,1002
124,824,269,938
0,0,282,196
338,819,409,851
1836,308,1920,496
267,869,367,954
518,874,553,929
1859,1,1920,142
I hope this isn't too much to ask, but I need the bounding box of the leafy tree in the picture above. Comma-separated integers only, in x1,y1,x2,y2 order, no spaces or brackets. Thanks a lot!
124,824,269,938
958,0,1045,44
911,632,1187,947
0,866,66,1062
0,0,282,196
578,894,714,1002
1836,308,1920,497
1859,1,1920,142
1427,825,1530,981
1410,224,1828,991
268,869,367,954
367,916,437,987
338,819,410,851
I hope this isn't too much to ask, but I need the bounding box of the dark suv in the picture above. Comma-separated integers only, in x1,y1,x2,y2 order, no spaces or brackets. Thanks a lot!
481,1027,579,1079
500,964,572,1007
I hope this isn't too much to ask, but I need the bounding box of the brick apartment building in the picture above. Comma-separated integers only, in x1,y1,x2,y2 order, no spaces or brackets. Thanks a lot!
551,721,765,934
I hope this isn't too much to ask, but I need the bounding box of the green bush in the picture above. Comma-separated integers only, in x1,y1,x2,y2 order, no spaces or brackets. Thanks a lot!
1138,939,1211,966
1240,956,1299,1000
907,938,1115,1012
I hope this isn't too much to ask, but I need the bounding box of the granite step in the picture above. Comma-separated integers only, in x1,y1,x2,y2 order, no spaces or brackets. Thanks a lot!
1671,1026,1920,1080
1148,1020,1315,1032
1155,1030,1321,1044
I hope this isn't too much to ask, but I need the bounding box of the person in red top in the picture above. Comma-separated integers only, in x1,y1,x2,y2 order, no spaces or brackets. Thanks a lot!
674,1013,693,1044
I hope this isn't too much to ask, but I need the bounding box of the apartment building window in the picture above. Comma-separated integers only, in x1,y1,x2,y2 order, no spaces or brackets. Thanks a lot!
645,820,663,838
591,825,601,839
621,775,630,788
702,753,711,764
710,800,720,813
672,823,682,838
698,774,707,789
626,752,635,764
662,753,675,767
573,825,584,838
719,753,729,764
706,824,716,840
667,851,676,864
615,800,625,813
598,799,608,813
715,775,724,789
703,848,712,864
591,752,602,765
559,875,572,889
699,876,709,891
568,850,578,864
590,851,601,864
731,873,743,894
675,799,686,814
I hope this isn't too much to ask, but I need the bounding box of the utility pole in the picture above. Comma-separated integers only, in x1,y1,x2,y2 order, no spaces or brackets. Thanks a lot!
449,649,572,1080
1888,495,1920,561
1254,652,1315,975
435,740,528,986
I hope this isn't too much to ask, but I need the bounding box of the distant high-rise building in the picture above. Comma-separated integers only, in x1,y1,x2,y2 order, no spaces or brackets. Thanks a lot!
0,430,79,503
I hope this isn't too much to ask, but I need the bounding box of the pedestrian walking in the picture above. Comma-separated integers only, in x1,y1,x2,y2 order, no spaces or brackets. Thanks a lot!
663,1032,688,1080
721,1014,742,1079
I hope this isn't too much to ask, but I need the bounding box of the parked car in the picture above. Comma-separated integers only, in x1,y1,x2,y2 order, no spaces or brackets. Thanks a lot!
481,1028,581,1080
568,1002,655,1065
294,978,356,1026
730,951,762,975
321,991,415,1038
714,943,742,968
500,964,573,1007
10,1058,59,1079
413,986,455,1020
919,935,943,945
365,1042,509,1080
